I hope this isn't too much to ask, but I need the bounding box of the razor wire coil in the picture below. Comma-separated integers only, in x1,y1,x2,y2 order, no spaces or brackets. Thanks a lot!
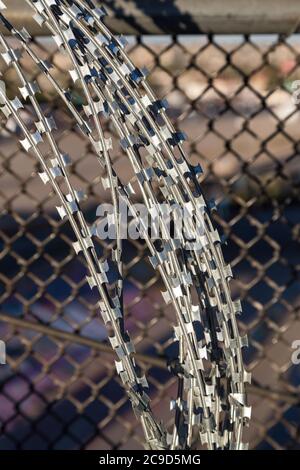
0,0,250,450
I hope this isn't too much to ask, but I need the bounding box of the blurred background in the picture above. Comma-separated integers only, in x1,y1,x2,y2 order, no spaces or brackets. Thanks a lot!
0,0,300,450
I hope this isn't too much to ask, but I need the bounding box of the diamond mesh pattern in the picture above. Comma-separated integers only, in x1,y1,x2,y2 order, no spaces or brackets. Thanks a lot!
0,32,300,450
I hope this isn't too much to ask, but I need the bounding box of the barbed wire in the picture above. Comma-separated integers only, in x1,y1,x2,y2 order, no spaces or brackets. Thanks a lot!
0,0,250,449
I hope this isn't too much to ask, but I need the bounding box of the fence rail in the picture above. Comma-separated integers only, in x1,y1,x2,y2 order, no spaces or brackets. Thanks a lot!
3,1,300,35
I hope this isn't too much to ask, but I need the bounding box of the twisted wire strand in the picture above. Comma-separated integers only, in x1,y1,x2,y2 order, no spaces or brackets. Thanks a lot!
0,0,251,450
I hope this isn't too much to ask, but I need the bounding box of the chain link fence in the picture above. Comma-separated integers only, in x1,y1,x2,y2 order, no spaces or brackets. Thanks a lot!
0,23,300,450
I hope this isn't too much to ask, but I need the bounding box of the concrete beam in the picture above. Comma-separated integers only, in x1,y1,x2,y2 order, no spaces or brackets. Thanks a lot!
1,0,300,35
